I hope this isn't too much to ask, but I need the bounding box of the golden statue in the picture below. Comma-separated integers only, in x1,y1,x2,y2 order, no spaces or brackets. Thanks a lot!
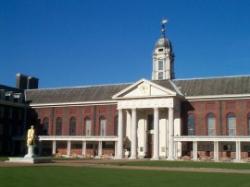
26,125,35,146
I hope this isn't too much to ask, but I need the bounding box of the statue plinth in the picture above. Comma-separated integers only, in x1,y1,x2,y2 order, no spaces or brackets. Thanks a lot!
24,145,35,158
7,126,51,164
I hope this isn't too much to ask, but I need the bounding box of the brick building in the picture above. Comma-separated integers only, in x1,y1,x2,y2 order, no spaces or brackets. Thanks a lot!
0,83,26,156
23,21,250,161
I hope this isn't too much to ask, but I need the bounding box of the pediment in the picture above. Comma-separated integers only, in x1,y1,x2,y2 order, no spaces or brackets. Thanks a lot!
112,79,177,99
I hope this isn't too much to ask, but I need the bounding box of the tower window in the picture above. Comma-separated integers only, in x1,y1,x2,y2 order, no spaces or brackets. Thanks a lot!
158,60,163,71
158,72,163,80
158,48,164,52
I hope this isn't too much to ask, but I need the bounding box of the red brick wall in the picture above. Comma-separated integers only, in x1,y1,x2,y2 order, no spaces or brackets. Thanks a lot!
34,104,118,136
182,99,250,136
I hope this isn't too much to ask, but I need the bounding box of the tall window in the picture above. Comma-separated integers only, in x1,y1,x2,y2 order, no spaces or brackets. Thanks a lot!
158,72,163,80
55,117,62,135
207,113,216,136
158,60,164,71
227,113,236,136
85,117,92,136
187,114,195,135
42,117,49,135
69,117,76,135
100,117,107,136
248,113,250,135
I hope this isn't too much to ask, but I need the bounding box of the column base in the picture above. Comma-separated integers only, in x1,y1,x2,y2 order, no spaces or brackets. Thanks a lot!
115,155,123,160
151,157,160,160
129,156,137,160
233,159,243,163
167,157,174,161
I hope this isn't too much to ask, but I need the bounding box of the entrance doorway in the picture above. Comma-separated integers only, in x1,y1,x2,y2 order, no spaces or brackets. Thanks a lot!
146,114,153,158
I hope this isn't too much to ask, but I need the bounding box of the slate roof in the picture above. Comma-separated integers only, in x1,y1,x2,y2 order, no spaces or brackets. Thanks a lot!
173,75,250,96
26,75,250,104
0,84,23,92
25,83,131,104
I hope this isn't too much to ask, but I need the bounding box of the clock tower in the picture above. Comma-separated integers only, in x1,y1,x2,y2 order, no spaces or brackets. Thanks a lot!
152,19,175,80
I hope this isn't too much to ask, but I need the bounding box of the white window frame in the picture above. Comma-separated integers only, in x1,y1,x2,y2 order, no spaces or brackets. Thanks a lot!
100,118,106,136
227,114,236,136
207,113,216,136
158,60,164,71
85,119,92,136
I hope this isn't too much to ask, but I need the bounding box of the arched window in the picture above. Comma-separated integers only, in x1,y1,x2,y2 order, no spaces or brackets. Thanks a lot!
69,117,76,135
187,114,195,136
207,113,216,136
227,113,236,136
85,117,92,136
100,117,107,136
248,113,250,135
42,117,49,135
55,117,62,135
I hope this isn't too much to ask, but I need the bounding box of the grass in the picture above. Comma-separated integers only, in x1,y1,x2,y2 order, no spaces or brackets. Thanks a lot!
107,160,250,170
0,157,8,161
0,166,250,187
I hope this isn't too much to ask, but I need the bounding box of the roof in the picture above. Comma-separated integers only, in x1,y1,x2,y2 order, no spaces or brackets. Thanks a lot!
0,84,23,93
173,75,250,96
26,83,131,104
155,37,171,49
151,79,180,93
26,75,250,105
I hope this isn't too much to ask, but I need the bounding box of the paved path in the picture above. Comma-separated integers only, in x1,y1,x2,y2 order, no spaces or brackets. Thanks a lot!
1,159,250,175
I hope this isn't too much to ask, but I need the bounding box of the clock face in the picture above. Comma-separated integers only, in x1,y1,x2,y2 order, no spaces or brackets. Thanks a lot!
139,83,150,95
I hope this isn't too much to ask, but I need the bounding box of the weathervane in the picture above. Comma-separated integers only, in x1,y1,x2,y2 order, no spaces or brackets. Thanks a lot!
161,18,168,38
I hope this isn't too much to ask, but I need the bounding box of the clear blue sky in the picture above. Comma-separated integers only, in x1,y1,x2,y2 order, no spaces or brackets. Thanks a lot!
1,0,250,88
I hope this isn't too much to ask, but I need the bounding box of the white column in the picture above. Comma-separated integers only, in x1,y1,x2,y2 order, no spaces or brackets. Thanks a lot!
130,108,137,159
144,117,148,158
98,141,102,158
52,140,56,155
152,108,159,160
82,141,86,156
192,141,198,161
235,141,241,161
214,141,219,161
116,109,123,159
167,107,174,160
67,141,71,157
114,141,118,158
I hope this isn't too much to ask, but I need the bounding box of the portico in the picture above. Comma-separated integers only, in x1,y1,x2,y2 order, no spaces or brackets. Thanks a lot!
113,79,183,160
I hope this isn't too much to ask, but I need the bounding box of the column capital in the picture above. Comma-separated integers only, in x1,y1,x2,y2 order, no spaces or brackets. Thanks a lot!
168,107,174,111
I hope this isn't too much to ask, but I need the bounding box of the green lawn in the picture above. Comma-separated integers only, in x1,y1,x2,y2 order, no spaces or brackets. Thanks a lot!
0,157,8,161
0,166,250,187
107,160,250,170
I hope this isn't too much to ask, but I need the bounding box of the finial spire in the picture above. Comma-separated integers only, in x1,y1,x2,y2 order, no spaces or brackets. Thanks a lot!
161,18,168,38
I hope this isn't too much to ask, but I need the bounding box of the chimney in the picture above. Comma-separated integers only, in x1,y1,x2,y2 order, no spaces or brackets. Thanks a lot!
16,73,28,89
27,76,39,89
16,73,39,89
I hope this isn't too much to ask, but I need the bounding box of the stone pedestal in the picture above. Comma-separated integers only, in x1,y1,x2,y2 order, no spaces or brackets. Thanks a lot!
7,145,51,164
24,145,35,158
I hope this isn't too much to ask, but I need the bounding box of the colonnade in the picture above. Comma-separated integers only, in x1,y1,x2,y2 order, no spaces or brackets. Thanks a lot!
116,107,175,160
